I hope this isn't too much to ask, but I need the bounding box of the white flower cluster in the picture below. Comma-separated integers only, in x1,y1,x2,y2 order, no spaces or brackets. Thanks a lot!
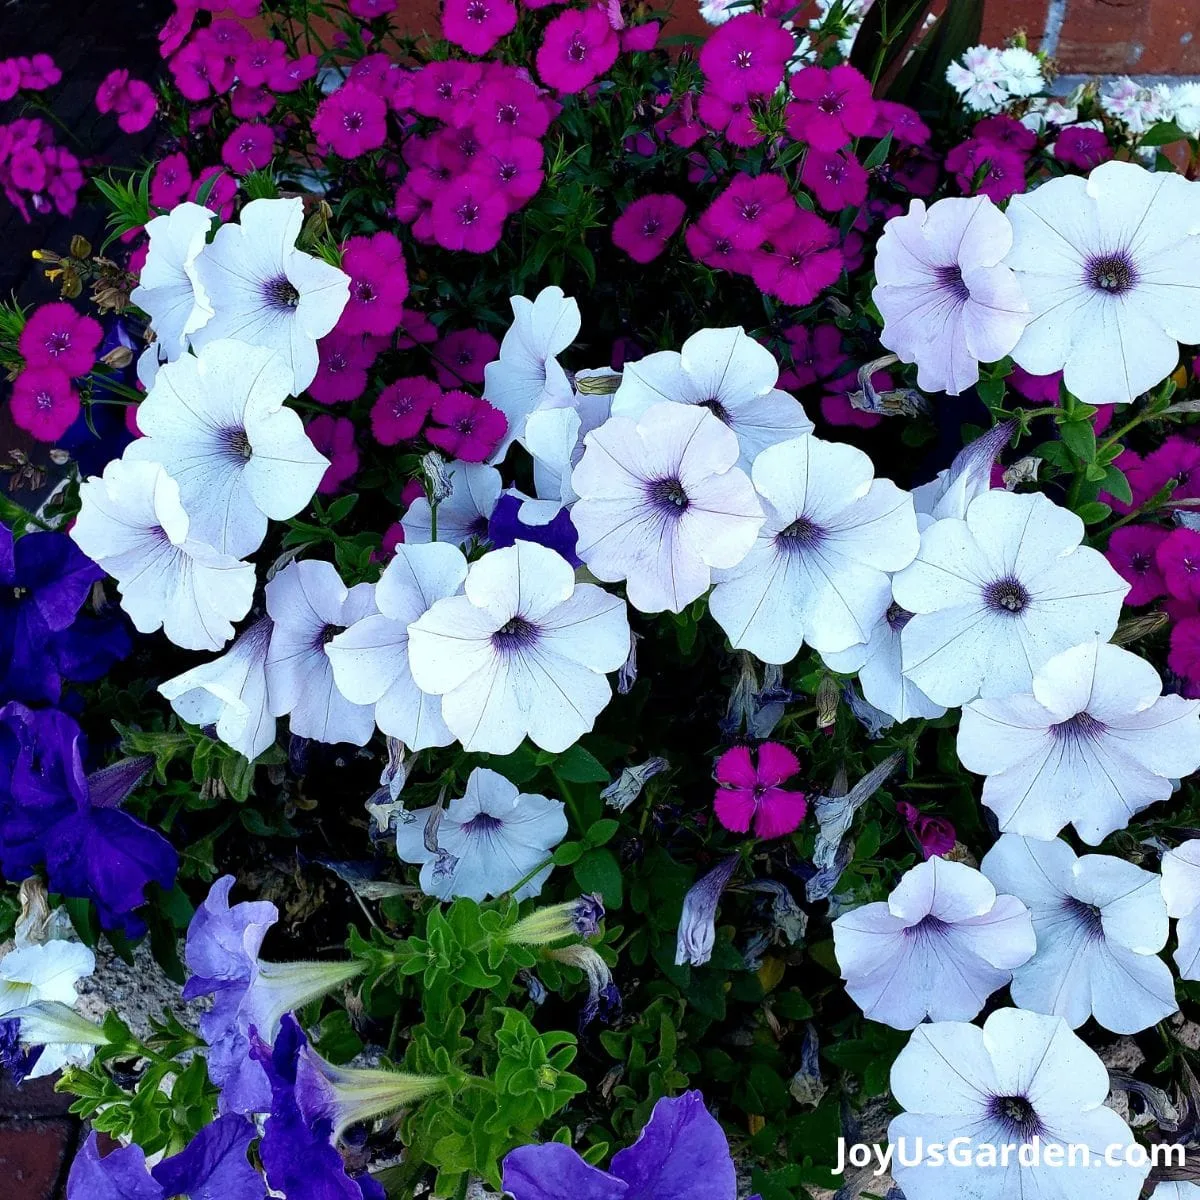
945,43,1045,113
873,161,1200,405
1100,76,1200,138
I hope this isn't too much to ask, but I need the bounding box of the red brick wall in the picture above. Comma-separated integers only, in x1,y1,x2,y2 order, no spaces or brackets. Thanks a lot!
394,0,1200,75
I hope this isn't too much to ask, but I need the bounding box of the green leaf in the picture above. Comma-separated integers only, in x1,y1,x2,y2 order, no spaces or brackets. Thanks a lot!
552,841,585,866
1075,501,1112,525
552,744,609,784
1141,121,1188,147
573,848,623,908
1102,465,1133,507
862,131,893,170
585,818,619,847
1059,419,1097,463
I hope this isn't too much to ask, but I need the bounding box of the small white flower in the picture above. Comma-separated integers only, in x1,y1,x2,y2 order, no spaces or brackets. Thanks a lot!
981,834,1176,1035
1100,76,1173,135
610,327,813,469
709,434,918,662
483,286,580,462
889,1008,1149,1200
159,616,275,762
997,46,1044,98
191,197,350,395
327,543,468,751
572,401,763,615
872,197,1029,397
832,857,1035,1029
1172,81,1200,136
958,641,1200,844
0,940,96,1078
1006,161,1200,405
265,559,377,745
945,45,1008,113
823,600,946,722
71,458,255,651
401,462,501,549
124,340,329,558
1160,840,1200,979
395,767,567,901
698,0,736,26
408,541,630,754
893,489,1129,707
129,201,214,368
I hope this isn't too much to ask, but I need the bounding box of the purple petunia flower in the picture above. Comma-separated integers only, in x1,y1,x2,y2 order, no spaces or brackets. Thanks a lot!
502,1090,761,1200
0,521,128,706
0,703,175,933
67,1118,265,1200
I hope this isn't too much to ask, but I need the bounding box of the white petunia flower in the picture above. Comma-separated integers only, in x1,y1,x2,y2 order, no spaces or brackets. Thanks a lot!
981,834,1177,1035
191,197,350,395
401,462,501,549
872,197,1029,397
0,940,96,1078
265,559,377,746
395,767,567,901
709,434,918,662
610,327,813,469
832,856,1035,1029
71,458,255,651
958,641,1200,844
823,599,946,722
483,286,581,463
129,201,214,373
1006,161,1200,405
158,616,276,762
893,489,1129,707
571,401,763,614
1160,840,1200,979
124,340,329,558
408,541,630,754
997,46,1044,97
889,1008,1149,1200
327,543,468,751
945,45,1008,113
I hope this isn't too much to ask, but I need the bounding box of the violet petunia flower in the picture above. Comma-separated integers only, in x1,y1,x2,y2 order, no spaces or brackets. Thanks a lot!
67,1118,265,1200
0,521,127,707
0,703,175,933
503,1090,761,1200
184,876,364,1115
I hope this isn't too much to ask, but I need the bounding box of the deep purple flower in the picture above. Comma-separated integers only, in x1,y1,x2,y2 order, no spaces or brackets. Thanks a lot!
66,1134,163,1200
0,1017,40,1083
0,702,175,932
503,1091,761,1200
488,492,581,566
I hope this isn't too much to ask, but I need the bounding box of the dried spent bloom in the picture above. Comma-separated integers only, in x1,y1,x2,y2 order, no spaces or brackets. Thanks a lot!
675,856,739,967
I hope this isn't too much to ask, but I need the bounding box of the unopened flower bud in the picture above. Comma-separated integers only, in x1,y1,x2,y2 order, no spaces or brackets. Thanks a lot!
421,451,453,504
100,345,134,370
504,894,605,945
69,234,93,260
815,675,840,729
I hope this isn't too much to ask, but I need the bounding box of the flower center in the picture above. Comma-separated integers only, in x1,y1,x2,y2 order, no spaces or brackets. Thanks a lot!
34,389,55,411
457,200,480,226
463,812,504,834
936,264,970,302
904,914,950,941
492,615,539,652
45,331,71,356
988,1094,1043,1140
735,49,753,70
343,111,364,132
320,623,345,646
1086,252,1137,295
466,0,488,21
885,602,913,633
641,216,662,236
567,35,588,63
648,476,690,515
225,428,252,460
983,577,1030,615
817,91,844,115
1064,896,1105,939
1050,711,1107,742
498,103,519,126
263,275,300,309
1130,551,1151,574
699,396,731,423
775,515,824,552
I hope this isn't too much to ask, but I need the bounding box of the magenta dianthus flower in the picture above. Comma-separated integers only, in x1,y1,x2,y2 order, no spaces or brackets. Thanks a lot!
536,7,619,94
19,303,103,377
801,148,868,211
431,175,508,252
786,65,875,151
612,193,686,263
1157,528,1200,605
311,82,387,158
431,329,499,388
699,13,793,104
945,138,1027,202
371,377,440,445
1054,125,1113,171
308,333,381,406
443,0,518,56
751,212,843,306
150,152,192,209
307,415,359,495
697,91,763,146
220,122,275,174
1104,526,1168,607
340,232,409,337
705,173,791,251
11,365,79,442
713,742,806,839
425,391,507,462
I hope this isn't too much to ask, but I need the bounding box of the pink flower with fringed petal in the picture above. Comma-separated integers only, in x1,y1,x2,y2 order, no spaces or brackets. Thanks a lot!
713,743,806,839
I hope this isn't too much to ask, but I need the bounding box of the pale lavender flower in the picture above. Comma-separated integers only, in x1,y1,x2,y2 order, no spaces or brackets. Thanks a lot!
873,196,1029,396
676,856,739,966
